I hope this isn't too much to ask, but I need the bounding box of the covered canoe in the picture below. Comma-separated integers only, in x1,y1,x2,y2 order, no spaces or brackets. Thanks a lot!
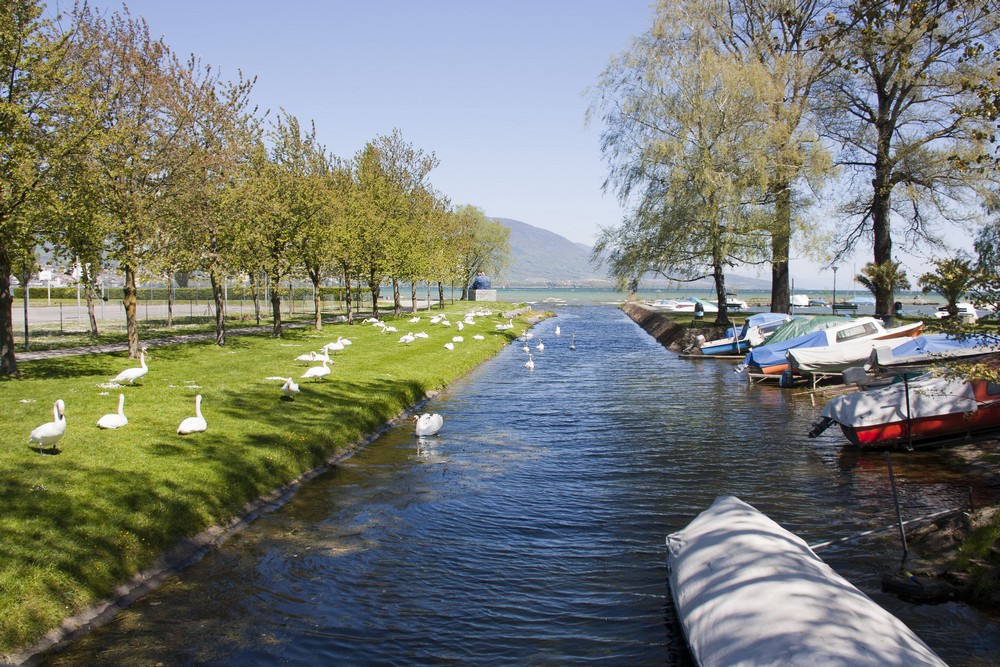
666,496,946,667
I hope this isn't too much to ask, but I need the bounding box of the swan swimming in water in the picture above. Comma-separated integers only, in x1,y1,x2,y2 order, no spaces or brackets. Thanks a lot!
29,399,66,452
414,413,444,436
525,353,535,370
569,334,576,350
536,340,544,351
112,349,148,385
177,395,207,435
97,394,128,429
555,326,561,337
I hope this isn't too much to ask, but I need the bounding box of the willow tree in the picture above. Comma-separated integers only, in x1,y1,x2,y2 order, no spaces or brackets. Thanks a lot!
0,0,90,375
817,0,1000,317
710,0,836,313
591,0,774,324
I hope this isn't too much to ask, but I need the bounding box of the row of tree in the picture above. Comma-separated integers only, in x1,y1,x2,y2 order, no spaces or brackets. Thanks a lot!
590,0,1000,324
1,1,511,375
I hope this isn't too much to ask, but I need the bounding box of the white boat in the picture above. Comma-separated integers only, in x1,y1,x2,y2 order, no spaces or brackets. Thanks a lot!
697,312,792,356
787,322,924,376
932,302,978,323
650,297,718,313
667,496,947,667
790,294,810,307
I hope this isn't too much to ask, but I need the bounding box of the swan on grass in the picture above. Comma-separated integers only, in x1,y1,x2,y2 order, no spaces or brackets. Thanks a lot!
177,395,207,435
443,342,455,351
29,399,66,452
97,394,128,429
301,358,331,380
473,334,485,340
112,348,148,385
414,413,444,437
281,377,300,399
295,350,328,363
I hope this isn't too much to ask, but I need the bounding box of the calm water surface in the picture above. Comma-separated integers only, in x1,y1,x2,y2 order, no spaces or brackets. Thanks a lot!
43,305,1000,666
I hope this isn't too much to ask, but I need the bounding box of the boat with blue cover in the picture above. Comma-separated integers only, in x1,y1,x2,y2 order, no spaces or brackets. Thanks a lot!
697,312,792,356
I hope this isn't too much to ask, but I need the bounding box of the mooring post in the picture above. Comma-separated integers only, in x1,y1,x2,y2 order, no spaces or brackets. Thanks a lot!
886,451,909,571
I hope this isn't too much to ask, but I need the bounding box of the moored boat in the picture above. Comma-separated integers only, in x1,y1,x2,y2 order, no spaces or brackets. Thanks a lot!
741,316,923,376
697,312,792,356
787,321,925,377
650,297,719,313
808,359,1000,449
667,496,947,667
866,333,999,372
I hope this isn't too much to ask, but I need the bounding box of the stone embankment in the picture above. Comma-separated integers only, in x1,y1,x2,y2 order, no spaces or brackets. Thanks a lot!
621,302,727,353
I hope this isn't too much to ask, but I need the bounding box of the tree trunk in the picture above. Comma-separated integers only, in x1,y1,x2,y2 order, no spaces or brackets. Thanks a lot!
872,124,894,317
123,263,140,358
437,281,445,309
309,268,322,331
166,272,174,327
250,271,261,325
0,246,19,376
770,182,791,314
392,278,401,317
84,270,99,337
461,284,469,301
369,270,380,319
713,262,730,326
343,267,353,324
270,289,283,337
210,270,226,346
410,283,418,313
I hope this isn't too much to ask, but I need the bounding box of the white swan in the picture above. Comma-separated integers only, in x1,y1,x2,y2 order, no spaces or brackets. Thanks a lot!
29,399,66,452
408,316,421,323
569,334,576,350
444,342,455,351
112,349,148,385
414,413,444,436
495,319,513,331
536,340,544,351
399,333,416,344
295,350,326,363
322,339,345,353
473,334,485,340
525,353,535,370
452,336,464,342
301,358,331,380
177,395,207,435
97,394,128,429
555,326,561,337
281,377,300,399
456,321,464,331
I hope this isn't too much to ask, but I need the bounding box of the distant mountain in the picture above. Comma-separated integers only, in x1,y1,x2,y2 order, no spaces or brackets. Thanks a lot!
493,217,771,291
494,218,611,287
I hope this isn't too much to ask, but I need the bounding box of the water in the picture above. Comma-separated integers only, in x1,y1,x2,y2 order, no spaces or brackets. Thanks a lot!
42,305,999,666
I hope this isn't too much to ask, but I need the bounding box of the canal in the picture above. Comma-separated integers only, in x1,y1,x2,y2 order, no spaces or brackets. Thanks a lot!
41,305,1000,665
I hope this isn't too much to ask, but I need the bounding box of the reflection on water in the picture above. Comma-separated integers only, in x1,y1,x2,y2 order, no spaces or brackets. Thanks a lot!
43,306,1000,666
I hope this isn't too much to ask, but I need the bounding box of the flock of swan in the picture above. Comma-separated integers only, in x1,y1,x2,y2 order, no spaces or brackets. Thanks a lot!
27,347,208,453
27,308,571,453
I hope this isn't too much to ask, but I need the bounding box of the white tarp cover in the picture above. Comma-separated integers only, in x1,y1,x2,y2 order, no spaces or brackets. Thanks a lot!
788,336,915,374
820,373,976,427
666,496,946,667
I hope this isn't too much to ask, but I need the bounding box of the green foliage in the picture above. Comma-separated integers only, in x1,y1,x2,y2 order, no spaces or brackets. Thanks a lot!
0,304,527,654
918,257,981,317
855,261,910,298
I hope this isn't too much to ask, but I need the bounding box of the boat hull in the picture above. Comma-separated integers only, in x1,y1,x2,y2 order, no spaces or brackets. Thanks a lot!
839,401,1000,449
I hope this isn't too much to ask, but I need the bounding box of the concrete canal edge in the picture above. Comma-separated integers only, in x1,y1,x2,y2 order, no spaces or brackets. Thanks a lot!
621,301,727,352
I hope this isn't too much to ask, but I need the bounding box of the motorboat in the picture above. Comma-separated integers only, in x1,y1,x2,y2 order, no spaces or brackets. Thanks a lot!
650,297,718,313
932,302,978,323
808,358,1000,449
667,496,947,666
865,333,999,373
740,316,923,376
790,294,810,307
787,321,925,377
697,312,792,356
726,296,748,310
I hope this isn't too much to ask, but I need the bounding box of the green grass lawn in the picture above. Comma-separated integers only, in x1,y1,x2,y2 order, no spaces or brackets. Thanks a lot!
0,304,531,656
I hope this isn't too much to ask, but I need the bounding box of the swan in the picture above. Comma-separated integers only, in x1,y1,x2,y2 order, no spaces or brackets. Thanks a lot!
525,353,535,370
399,333,416,344
414,413,444,437
295,350,324,362
97,394,128,429
522,342,529,352
496,319,513,331
430,315,443,324
444,342,455,351
452,336,464,342
569,334,576,350
473,334,485,340
281,377,300,399
408,316,421,323
29,399,66,452
177,395,207,435
301,358,331,380
536,340,544,351
456,321,464,331
112,349,148,385
555,326,561,337
414,331,430,338
440,320,451,327
322,339,345,353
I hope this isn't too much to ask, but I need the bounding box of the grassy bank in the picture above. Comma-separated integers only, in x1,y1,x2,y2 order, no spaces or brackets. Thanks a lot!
0,304,530,657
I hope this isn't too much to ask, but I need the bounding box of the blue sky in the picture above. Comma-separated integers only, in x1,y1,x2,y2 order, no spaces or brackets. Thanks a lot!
79,0,653,249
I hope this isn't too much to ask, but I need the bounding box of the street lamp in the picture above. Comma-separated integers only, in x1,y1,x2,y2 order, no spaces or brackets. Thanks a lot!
832,266,838,312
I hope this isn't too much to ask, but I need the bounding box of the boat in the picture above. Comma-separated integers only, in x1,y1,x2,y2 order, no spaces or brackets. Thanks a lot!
808,358,1000,449
667,496,947,667
697,312,792,356
932,302,978,323
790,294,810,307
865,333,999,372
787,321,925,377
808,298,827,306
650,297,719,313
740,316,923,376
725,296,748,310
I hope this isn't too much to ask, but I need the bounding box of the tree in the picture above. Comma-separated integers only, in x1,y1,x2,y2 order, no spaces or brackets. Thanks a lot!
855,260,910,302
0,0,90,375
590,0,775,324
818,0,1000,317
453,207,510,300
918,256,981,319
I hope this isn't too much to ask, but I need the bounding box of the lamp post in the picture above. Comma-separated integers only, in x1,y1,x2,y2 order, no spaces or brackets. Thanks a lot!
832,266,838,312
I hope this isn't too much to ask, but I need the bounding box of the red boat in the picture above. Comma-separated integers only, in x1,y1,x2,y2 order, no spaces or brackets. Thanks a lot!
809,362,1000,449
